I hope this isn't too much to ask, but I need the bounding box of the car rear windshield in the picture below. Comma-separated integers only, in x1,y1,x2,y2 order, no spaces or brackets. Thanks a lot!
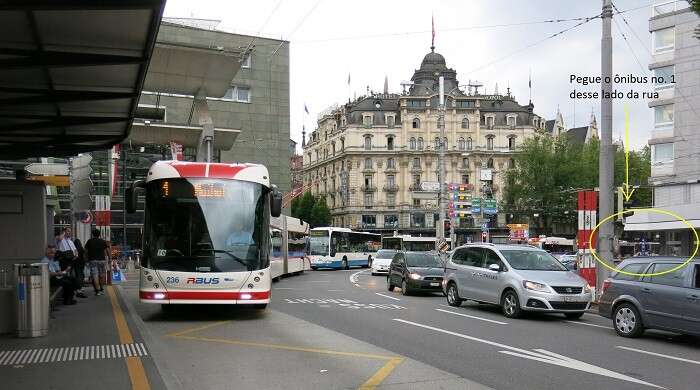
499,250,567,271
376,250,397,259
405,253,442,267
612,263,649,281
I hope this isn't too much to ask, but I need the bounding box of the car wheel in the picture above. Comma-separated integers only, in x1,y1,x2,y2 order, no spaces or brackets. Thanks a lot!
253,303,268,310
342,257,349,270
613,303,644,338
446,283,462,307
501,290,522,318
564,312,584,320
401,279,411,296
366,256,372,268
311,266,317,271
387,277,394,292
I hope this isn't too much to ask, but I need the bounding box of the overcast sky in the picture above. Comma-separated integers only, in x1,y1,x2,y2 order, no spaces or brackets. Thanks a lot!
164,0,659,151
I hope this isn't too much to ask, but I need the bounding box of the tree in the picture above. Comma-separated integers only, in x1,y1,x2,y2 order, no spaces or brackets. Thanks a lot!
290,191,332,227
692,0,700,39
294,191,316,223
309,198,332,227
503,135,651,234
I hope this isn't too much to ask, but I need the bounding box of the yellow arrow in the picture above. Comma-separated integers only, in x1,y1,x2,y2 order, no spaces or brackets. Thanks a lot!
620,106,635,201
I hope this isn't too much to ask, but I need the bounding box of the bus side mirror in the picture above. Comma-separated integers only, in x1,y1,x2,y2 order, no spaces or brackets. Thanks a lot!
270,186,282,217
125,180,145,214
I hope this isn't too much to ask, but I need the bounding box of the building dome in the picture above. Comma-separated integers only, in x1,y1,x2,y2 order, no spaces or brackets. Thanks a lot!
420,49,446,71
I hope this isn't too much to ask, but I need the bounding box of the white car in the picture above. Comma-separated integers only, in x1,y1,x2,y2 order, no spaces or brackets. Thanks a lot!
371,250,397,275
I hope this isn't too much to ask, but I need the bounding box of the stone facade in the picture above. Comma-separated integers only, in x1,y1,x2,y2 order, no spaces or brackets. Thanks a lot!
302,48,546,238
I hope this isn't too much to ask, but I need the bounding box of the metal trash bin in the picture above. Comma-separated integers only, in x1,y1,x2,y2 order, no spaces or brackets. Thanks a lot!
15,263,49,338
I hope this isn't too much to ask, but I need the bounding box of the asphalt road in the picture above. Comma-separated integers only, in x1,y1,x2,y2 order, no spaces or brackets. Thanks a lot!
270,268,700,390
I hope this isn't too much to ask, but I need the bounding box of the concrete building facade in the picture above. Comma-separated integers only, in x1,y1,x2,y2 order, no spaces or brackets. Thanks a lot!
302,48,545,240
626,1,700,255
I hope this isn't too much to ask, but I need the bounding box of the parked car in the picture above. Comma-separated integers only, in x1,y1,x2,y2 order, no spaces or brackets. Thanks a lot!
371,250,398,275
387,252,444,295
554,254,578,271
599,258,700,338
443,244,592,319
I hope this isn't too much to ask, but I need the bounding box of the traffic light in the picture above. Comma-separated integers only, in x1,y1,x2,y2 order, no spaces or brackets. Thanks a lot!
622,200,635,218
443,219,451,237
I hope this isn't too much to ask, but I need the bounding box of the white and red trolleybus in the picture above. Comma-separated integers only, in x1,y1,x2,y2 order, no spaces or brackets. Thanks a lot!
126,161,282,310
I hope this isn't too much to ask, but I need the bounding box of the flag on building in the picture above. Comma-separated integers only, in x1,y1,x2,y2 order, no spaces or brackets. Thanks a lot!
109,144,120,196
169,141,183,161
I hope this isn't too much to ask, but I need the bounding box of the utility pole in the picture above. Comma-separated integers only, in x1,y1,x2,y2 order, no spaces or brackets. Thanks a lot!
598,0,614,297
122,147,128,250
436,76,446,247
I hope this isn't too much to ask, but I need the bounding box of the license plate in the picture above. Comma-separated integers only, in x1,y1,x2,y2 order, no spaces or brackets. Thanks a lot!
430,282,440,287
564,296,578,302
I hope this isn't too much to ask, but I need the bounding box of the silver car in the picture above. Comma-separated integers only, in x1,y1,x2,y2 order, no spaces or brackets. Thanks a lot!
443,244,592,319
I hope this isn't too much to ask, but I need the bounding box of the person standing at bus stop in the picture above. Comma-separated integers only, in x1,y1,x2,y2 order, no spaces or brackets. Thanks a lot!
85,229,110,296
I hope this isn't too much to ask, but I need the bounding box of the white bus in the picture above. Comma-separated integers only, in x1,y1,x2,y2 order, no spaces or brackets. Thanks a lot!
270,215,310,280
308,227,381,270
126,161,282,310
381,235,447,252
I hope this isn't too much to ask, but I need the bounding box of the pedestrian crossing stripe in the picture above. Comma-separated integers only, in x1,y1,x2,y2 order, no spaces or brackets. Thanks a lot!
0,343,148,366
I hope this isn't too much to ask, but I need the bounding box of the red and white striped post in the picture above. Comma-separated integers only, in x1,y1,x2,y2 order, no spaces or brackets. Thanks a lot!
577,190,597,295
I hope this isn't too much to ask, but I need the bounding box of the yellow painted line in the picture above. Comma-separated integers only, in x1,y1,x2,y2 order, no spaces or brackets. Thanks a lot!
167,321,230,338
175,334,398,360
106,286,151,390
358,358,404,390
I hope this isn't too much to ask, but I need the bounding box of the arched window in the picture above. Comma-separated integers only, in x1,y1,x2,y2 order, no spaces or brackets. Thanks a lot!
434,137,440,149
487,158,494,168
364,135,372,151
417,137,424,150
412,118,421,129
461,117,469,129
466,137,473,150
444,137,448,150
409,137,416,150
458,137,466,150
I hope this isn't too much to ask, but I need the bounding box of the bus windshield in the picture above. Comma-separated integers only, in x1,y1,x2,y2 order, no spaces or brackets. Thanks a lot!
143,178,270,272
309,230,329,256
404,240,435,252
382,237,402,250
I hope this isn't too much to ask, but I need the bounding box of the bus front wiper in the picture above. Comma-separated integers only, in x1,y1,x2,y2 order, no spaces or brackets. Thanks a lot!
195,249,252,270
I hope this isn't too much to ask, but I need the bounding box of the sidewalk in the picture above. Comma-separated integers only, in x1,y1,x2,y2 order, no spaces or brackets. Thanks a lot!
0,282,165,390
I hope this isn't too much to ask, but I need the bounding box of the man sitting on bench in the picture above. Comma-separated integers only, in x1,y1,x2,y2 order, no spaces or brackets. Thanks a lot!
41,245,84,304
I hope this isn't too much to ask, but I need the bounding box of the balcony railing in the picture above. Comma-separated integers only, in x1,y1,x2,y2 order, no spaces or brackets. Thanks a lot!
409,183,422,191
361,185,377,192
383,184,399,192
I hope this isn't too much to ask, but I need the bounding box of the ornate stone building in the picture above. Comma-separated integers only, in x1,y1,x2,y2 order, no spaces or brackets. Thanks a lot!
302,47,546,239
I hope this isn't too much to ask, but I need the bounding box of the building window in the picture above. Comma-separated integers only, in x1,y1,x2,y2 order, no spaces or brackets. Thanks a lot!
461,174,469,184
409,137,416,150
486,136,494,151
384,214,398,227
364,193,374,208
434,137,440,149
412,118,421,129
461,117,469,129
386,193,396,206
364,157,372,169
362,214,376,227
653,65,675,90
508,136,516,150
387,158,395,169
340,139,345,150
413,199,421,207
652,143,674,165
363,114,374,127
654,104,674,129
332,142,336,155
223,86,251,103
408,100,426,108
386,115,395,128
417,137,424,150
412,174,421,186
241,54,252,68
412,157,421,169
462,157,469,168
466,137,473,150
387,174,395,186
486,116,494,129
458,137,465,150
411,213,425,227
364,175,372,187
315,150,319,160
653,27,674,54
364,135,372,150
508,158,515,169
507,116,516,128
487,158,494,168
387,136,394,150
443,137,448,150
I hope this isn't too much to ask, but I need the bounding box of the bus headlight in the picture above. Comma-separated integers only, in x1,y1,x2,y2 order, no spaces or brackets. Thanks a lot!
409,273,421,280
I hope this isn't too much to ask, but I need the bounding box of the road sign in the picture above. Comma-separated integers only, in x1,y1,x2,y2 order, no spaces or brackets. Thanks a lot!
420,181,440,192
24,163,69,176
481,222,489,232
413,191,439,200
26,175,70,187
471,198,481,214
484,198,497,215
480,168,492,181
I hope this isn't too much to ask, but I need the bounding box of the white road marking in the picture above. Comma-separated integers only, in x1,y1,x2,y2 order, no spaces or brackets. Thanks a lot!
617,346,700,366
327,289,344,292
274,287,299,290
435,308,508,325
349,269,367,285
392,319,662,388
375,293,401,301
309,281,329,283
564,320,613,330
